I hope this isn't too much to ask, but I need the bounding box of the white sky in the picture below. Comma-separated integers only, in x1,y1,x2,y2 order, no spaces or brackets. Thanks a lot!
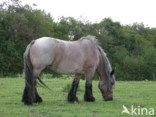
3,0,156,27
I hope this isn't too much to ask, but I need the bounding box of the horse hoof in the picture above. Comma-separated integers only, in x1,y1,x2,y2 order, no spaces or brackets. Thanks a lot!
68,96,79,103
37,97,43,103
22,99,33,105
23,101,33,105
74,101,78,103
34,97,43,103
84,96,95,102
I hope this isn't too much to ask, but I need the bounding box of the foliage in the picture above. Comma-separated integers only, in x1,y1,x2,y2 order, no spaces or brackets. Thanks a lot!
0,0,155,80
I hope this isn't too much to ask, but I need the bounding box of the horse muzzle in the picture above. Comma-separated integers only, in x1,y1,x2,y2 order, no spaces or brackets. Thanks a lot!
103,93,113,101
104,96,113,101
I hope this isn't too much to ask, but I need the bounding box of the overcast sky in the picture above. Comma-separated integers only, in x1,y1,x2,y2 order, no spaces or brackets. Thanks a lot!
5,0,156,27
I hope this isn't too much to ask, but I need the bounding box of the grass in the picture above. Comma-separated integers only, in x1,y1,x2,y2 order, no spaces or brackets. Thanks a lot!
0,75,156,117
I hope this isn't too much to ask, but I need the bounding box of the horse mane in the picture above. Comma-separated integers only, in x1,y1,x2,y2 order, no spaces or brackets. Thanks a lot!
97,46,112,78
79,35,98,45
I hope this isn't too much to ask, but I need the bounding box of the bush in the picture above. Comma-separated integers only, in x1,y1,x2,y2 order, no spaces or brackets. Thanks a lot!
0,0,155,81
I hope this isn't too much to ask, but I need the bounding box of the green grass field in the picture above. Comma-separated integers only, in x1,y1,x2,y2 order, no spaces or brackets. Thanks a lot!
0,75,156,117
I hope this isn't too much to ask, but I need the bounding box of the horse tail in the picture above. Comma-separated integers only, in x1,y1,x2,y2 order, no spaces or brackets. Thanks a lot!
23,40,35,89
22,40,35,104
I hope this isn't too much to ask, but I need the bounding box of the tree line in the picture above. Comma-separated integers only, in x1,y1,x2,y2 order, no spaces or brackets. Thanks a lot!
0,0,155,80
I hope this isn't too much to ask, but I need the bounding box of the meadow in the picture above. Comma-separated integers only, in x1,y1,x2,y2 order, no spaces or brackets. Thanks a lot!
0,75,156,117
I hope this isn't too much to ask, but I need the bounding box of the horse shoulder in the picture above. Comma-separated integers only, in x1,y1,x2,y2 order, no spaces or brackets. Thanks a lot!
82,44,100,70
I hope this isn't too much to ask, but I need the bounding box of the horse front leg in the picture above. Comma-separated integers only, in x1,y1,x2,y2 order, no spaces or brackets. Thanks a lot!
84,69,95,102
68,74,81,103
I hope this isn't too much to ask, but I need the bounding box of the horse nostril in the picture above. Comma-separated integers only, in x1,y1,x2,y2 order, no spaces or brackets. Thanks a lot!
111,82,114,85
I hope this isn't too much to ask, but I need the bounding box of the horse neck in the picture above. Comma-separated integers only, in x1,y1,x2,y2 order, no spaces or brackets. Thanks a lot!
97,56,108,82
97,47,111,83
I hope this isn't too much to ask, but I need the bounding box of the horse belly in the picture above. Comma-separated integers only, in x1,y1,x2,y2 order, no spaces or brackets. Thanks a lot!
55,59,83,74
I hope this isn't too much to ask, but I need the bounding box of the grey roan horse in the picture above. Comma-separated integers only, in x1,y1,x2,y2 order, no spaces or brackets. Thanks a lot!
22,35,115,105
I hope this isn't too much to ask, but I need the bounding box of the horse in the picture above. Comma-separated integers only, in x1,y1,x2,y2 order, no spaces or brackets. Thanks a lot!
22,35,115,105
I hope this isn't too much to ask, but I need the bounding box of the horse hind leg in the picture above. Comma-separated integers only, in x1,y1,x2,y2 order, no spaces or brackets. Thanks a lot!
22,67,43,105
68,74,81,103
22,70,36,105
32,68,44,103
33,80,42,103
22,86,33,105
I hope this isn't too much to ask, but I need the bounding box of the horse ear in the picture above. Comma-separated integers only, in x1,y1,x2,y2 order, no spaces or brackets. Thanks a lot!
110,69,115,76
